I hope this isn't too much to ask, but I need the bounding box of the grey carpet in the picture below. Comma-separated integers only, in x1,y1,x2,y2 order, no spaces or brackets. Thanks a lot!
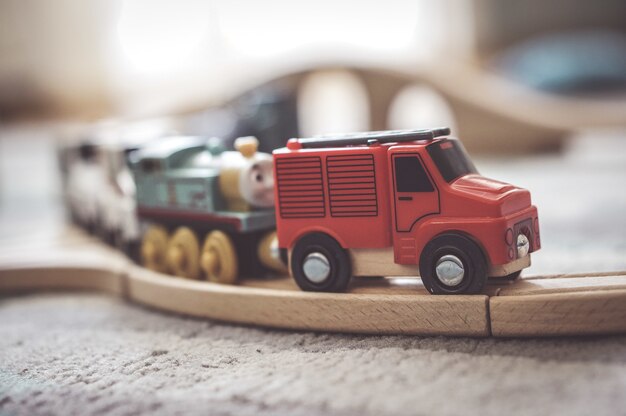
1,293,625,416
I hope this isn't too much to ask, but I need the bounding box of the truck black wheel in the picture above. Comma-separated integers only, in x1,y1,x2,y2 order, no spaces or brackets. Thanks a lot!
419,233,487,295
500,270,522,282
291,233,352,293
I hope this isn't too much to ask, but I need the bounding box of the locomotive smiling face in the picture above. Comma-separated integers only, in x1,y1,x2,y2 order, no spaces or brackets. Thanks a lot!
219,136,275,211
240,156,274,208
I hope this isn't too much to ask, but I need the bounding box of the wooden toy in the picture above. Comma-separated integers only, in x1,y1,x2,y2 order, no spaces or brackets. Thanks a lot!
132,135,284,282
274,127,540,295
60,126,539,297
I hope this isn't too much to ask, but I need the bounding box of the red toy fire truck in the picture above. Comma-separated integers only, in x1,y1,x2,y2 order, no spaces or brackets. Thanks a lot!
273,127,540,295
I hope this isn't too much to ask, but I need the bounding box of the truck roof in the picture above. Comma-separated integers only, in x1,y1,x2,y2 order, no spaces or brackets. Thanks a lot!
284,127,451,150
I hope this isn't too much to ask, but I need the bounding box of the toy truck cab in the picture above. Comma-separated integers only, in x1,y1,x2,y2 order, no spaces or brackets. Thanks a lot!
273,128,540,295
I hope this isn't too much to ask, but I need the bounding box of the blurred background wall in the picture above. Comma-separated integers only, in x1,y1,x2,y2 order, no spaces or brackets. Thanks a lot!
0,0,625,152
0,0,468,118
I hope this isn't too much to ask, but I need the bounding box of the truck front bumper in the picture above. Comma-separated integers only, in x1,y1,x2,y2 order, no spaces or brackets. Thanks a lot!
488,255,531,277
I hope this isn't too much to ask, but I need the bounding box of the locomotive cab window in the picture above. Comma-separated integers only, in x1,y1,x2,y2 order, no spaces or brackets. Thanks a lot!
394,156,434,192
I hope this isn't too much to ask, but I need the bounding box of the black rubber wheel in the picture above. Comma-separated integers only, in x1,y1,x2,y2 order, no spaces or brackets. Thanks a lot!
231,231,268,277
419,233,487,295
290,233,352,292
125,240,141,263
279,248,289,267
500,270,522,282
488,270,521,285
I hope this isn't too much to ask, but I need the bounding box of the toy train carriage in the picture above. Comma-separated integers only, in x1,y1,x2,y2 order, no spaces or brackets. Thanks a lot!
132,136,283,283
61,138,102,233
58,121,174,257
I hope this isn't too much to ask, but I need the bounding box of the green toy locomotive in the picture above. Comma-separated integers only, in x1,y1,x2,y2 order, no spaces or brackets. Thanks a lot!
132,135,285,282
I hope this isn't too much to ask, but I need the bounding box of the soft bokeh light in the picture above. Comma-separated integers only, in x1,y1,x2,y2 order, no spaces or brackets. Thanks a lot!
217,0,422,57
116,0,212,75
297,70,370,136
388,84,457,134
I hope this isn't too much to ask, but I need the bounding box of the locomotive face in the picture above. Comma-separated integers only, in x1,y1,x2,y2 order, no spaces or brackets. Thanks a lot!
241,156,274,208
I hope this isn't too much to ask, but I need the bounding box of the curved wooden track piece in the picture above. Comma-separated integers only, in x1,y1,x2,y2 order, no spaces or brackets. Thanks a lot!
1,229,625,337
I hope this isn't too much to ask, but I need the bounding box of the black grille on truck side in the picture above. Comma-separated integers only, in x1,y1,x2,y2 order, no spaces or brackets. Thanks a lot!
326,154,378,217
275,156,326,218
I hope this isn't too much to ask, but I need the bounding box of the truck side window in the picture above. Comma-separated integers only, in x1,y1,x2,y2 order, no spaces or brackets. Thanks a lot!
394,156,434,192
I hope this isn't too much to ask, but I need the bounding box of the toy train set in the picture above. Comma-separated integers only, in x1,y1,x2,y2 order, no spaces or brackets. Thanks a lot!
59,127,540,295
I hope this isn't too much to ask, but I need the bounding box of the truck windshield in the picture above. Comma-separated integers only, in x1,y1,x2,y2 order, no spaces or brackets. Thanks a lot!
426,139,477,183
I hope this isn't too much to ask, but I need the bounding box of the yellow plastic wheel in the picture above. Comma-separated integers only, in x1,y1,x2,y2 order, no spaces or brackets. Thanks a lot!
257,231,288,274
166,227,201,279
141,225,169,273
201,230,238,284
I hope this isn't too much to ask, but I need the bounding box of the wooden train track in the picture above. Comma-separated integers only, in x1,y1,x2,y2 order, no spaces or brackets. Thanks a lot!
1,228,625,337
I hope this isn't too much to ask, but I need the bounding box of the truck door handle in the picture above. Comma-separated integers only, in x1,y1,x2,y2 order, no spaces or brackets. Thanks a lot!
398,196,413,201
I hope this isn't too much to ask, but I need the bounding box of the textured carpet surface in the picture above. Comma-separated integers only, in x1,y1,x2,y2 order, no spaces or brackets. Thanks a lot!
1,294,626,416
1,127,625,415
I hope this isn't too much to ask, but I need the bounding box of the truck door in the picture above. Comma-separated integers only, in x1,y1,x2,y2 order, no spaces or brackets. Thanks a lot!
391,152,440,233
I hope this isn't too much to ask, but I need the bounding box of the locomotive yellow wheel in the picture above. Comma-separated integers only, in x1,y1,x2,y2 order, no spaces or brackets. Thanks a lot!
141,225,169,273
258,231,288,273
166,227,201,279
201,230,238,284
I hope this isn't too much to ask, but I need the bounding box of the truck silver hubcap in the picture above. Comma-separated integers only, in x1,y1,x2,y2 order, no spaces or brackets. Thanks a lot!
516,234,530,258
435,255,465,287
303,252,331,283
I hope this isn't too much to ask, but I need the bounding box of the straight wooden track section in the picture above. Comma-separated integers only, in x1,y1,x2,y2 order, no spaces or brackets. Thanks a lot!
1,228,625,337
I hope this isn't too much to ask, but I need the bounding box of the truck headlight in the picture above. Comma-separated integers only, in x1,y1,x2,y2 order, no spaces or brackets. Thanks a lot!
517,234,530,258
